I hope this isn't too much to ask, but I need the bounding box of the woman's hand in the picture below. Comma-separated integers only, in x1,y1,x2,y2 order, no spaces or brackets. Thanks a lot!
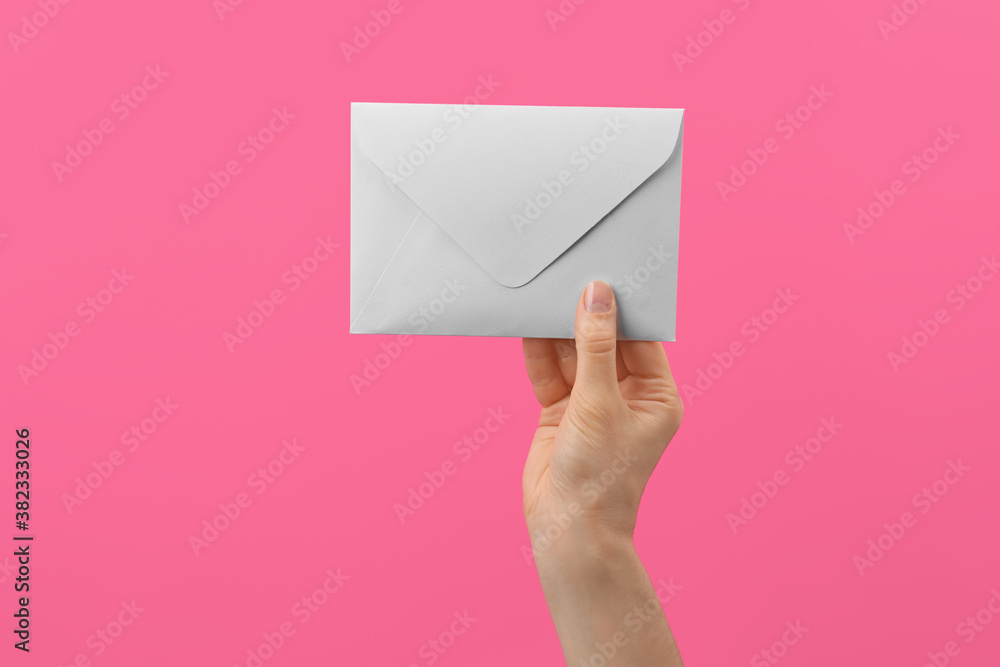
522,280,683,546
522,280,684,666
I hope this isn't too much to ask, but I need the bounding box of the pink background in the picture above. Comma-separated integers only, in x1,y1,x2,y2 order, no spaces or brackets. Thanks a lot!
2,0,999,665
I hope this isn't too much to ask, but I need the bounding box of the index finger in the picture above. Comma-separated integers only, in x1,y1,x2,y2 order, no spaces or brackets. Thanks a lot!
522,338,571,407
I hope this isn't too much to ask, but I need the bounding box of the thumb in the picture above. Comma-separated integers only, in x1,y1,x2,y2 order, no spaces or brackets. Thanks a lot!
573,281,620,398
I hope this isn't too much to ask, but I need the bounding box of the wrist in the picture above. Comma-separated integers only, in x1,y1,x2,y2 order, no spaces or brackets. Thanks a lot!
530,530,644,619
525,496,636,551
527,511,637,577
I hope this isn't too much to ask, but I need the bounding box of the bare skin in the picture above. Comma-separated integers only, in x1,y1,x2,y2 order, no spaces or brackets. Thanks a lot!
522,280,685,666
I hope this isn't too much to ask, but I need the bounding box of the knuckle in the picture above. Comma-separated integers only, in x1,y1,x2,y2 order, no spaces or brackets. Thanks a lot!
667,399,684,426
648,381,685,423
579,327,617,356
534,373,561,390
554,340,577,362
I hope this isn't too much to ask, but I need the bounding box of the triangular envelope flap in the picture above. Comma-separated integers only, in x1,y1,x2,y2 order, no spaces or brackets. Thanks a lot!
353,103,683,287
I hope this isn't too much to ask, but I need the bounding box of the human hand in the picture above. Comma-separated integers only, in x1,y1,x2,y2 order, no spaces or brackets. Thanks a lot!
522,280,683,548
521,280,684,666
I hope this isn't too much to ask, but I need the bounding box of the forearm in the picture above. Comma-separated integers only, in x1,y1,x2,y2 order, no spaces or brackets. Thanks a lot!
533,530,683,667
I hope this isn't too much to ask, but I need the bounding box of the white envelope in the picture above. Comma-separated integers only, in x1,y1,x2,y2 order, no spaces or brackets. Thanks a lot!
350,102,684,341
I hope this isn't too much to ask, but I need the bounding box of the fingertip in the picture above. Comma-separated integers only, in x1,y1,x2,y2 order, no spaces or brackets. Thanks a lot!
574,281,620,394
584,281,614,314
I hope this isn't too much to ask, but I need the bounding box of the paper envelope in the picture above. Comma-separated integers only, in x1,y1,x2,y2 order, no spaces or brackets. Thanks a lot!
350,102,684,340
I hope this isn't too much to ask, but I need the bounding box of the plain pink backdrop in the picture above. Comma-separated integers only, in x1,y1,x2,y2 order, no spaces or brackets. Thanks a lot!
2,0,998,665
